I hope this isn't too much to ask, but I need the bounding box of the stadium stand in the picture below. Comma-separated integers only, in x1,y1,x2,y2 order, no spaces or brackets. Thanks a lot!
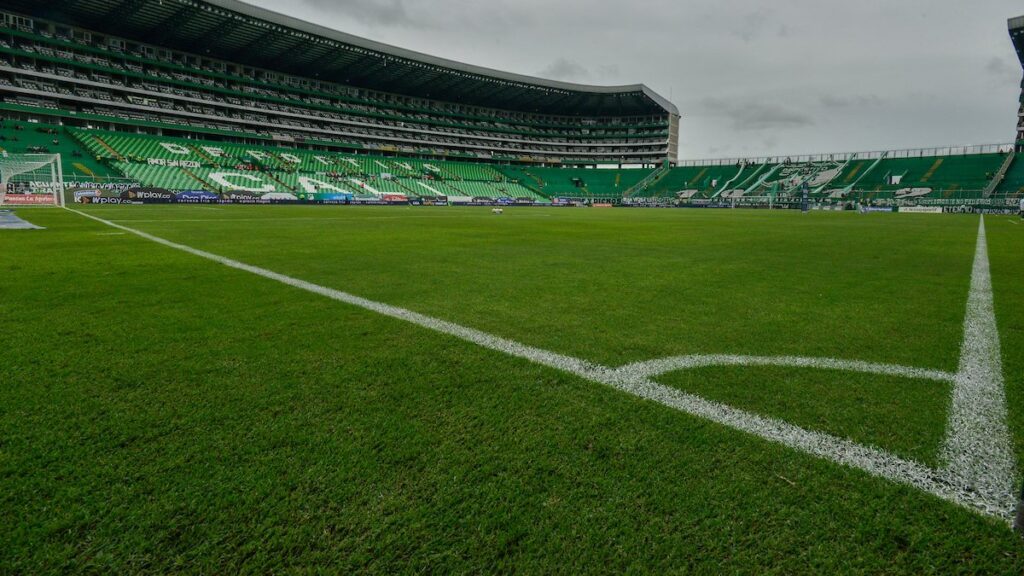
79,129,550,201
0,119,1009,205
0,3,1017,208
495,166,654,199
627,150,1015,202
631,163,752,198
0,1,678,168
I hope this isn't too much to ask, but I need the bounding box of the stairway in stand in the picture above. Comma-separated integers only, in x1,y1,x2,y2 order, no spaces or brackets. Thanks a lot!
920,158,944,182
92,134,125,162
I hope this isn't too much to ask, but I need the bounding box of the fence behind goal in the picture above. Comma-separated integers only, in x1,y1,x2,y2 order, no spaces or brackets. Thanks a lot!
0,153,64,207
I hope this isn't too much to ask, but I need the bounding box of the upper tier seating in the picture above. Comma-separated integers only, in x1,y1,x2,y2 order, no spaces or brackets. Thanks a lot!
0,21,672,164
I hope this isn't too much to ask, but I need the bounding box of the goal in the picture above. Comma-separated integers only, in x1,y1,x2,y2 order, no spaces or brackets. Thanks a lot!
0,153,64,207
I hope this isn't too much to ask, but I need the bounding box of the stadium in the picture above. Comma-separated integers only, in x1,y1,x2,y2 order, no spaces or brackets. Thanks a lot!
1,0,1024,572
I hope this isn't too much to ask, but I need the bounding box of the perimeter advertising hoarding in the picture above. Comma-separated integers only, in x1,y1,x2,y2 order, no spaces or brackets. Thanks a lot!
350,197,410,206
451,198,506,206
176,190,221,204
222,191,271,204
897,206,944,214
1,194,56,205
70,187,364,205
71,186,174,204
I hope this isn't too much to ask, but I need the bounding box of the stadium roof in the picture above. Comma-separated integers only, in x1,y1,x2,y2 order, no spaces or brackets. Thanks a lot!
1011,16,1024,68
11,0,679,118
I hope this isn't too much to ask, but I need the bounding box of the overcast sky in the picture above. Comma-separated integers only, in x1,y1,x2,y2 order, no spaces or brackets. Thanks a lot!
247,0,1023,160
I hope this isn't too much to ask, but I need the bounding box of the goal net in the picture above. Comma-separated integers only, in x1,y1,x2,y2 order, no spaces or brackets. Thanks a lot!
0,153,64,207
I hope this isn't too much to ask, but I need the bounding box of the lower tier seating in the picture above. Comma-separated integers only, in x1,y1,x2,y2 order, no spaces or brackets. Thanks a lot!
3,120,1008,203
495,166,654,198
0,119,116,179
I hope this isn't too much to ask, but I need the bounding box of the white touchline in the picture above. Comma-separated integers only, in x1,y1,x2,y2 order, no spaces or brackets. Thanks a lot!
65,208,1019,524
940,217,1017,514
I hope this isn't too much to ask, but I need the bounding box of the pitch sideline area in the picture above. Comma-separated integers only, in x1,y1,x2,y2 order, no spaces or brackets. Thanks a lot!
3,206,1024,571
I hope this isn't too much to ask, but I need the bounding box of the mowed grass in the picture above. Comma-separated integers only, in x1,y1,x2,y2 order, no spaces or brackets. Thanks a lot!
656,366,949,466
1,206,1022,573
92,205,977,370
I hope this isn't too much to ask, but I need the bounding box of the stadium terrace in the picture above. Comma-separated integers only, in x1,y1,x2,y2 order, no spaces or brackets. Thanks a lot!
0,2,1018,208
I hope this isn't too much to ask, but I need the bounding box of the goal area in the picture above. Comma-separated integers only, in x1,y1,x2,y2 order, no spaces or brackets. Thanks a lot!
0,153,64,207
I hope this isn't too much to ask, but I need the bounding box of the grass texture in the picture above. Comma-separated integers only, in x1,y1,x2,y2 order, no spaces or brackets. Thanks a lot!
1,205,1022,573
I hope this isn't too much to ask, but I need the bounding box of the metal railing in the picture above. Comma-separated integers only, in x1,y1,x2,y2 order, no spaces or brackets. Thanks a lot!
675,194,1020,208
624,164,668,196
676,143,1015,168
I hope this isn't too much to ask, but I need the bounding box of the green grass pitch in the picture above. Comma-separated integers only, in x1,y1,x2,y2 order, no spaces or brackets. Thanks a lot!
3,205,1024,573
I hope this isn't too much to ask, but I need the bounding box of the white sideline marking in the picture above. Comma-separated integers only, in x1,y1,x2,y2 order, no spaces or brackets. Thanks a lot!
940,217,1016,513
101,213,504,224
65,208,1018,523
104,217,410,223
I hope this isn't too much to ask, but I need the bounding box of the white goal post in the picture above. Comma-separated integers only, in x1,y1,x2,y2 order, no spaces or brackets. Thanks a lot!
0,153,64,207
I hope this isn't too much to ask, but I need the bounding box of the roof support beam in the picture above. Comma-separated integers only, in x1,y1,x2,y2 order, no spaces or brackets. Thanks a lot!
263,36,313,69
111,0,150,18
145,6,202,45
343,57,390,86
399,71,463,100
195,18,245,48
230,28,280,61
305,47,352,74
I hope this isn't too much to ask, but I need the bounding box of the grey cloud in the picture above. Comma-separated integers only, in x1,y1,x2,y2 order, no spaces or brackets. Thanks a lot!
700,98,815,131
986,56,1011,75
297,0,413,27
985,56,1021,85
733,8,772,43
538,58,592,81
819,94,884,109
293,0,534,32
537,59,621,82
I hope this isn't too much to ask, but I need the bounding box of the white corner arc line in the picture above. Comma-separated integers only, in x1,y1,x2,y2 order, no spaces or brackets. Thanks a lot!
65,208,1018,523
618,354,956,384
